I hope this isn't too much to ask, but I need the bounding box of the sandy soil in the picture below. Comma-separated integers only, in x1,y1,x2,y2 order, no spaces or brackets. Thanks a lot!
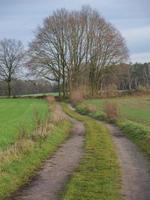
11,113,85,200
107,124,150,200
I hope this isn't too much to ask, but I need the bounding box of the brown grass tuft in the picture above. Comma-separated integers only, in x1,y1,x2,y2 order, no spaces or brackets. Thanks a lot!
0,139,34,165
104,102,119,122
51,104,67,123
46,95,55,104
86,104,97,112
32,119,54,140
70,88,85,105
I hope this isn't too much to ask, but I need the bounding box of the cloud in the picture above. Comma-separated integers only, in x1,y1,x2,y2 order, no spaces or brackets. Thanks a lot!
121,26,150,54
130,52,150,63
0,0,149,62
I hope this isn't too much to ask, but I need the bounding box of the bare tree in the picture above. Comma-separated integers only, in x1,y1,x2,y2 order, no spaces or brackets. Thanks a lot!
29,6,128,97
0,39,24,96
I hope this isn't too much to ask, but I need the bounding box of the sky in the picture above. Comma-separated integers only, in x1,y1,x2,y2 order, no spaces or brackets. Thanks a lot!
0,0,150,63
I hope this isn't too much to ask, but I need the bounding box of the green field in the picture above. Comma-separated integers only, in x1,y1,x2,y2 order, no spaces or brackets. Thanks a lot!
0,92,59,99
76,95,150,165
76,96,150,127
0,99,48,150
0,99,71,199
16,92,59,97
1,96,150,199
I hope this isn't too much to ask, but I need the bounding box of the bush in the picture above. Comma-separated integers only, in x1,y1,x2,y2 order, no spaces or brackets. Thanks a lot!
104,102,119,122
46,95,55,103
70,88,84,105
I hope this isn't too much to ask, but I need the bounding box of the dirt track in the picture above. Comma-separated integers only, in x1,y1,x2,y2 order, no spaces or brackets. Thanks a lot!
107,124,150,200
9,105,150,200
11,115,85,200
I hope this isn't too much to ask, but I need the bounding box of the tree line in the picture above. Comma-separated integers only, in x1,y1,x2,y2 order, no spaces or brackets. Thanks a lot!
0,6,149,97
0,79,56,97
99,63,150,91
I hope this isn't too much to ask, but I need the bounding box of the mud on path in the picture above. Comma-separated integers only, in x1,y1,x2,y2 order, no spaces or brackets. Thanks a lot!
11,109,85,200
107,124,150,200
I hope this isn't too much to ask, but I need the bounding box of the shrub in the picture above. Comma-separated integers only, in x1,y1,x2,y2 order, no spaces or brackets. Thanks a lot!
85,104,97,112
46,95,55,103
104,102,119,122
70,88,85,105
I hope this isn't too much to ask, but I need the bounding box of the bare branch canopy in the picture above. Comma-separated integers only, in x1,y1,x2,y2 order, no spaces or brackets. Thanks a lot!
29,6,129,97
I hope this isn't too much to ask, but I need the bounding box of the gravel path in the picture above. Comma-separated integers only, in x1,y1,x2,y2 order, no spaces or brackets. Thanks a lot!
107,124,150,200
11,113,85,200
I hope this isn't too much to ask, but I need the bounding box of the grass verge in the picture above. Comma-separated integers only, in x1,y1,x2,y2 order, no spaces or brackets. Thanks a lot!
76,103,106,120
76,100,150,159
0,104,71,200
77,100,150,164
76,96,150,126
117,120,150,158
62,103,121,200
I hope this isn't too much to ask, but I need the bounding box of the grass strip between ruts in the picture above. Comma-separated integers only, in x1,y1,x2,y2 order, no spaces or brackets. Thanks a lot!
62,103,121,200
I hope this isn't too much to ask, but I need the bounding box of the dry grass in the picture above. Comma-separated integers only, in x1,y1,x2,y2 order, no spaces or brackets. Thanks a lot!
70,88,85,105
99,84,119,98
33,109,42,130
0,139,34,166
104,102,119,122
52,104,67,123
0,102,71,200
46,95,55,103
85,104,97,112
0,103,54,167
0,101,65,179
0,118,53,166
0,99,66,176
32,119,54,140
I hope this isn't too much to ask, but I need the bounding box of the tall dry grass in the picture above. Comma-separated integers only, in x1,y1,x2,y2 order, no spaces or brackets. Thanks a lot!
51,104,67,123
46,95,55,103
70,88,85,105
99,84,119,98
0,98,67,169
0,139,34,166
104,102,119,122
85,104,97,113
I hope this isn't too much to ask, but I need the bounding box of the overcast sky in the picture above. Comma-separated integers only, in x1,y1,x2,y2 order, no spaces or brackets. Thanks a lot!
0,0,150,63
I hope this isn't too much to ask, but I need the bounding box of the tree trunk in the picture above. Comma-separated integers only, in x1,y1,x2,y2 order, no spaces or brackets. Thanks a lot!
62,66,65,98
7,81,11,97
58,79,61,97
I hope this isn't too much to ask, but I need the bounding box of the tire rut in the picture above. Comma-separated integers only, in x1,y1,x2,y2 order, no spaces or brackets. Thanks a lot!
10,111,85,200
106,124,150,200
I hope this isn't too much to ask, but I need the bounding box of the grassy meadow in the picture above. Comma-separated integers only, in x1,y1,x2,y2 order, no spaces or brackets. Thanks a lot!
0,98,71,199
0,95,150,199
0,99,48,150
76,95,150,127
15,92,59,98
76,95,150,163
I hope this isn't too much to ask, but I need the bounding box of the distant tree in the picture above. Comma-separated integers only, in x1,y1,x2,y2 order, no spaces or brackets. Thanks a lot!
129,63,150,89
0,39,24,96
